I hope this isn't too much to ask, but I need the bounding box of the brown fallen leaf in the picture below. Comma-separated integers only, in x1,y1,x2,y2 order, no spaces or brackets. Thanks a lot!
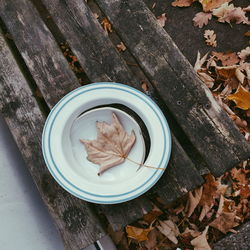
216,65,237,80
126,225,152,241
227,85,250,110
238,47,250,62
212,51,240,66
204,30,217,47
219,7,249,24
231,168,248,184
193,12,212,28
101,18,112,33
185,186,203,217
191,226,211,250
156,220,180,244
157,13,167,28
243,5,250,12
171,0,194,7
81,112,136,175
209,212,239,233
244,31,250,37
212,2,235,20
199,0,232,12
144,229,157,249
143,207,163,224
116,42,126,52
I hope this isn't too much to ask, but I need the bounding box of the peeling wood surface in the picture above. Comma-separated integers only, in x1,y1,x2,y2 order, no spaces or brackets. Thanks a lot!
0,29,105,250
95,0,250,176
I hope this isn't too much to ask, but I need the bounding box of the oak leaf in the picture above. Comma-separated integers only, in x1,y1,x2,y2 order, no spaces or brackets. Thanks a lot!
209,212,239,233
199,0,232,12
171,0,194,7
204,30,217,47
126,225,152,241
191,226,211,250
227,85,250,110
193,12,212,28
156,220,180,244
212,51,240,66
81,113,136,175
157,13,167,27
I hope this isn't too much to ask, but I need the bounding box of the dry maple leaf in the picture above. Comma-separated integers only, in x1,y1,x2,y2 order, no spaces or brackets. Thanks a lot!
212,51,240,66
126,225,152,241
212,2,234,20
204,30,217,47
238,47,250,62
199,0,232,12
116,42,126,52
185,186,203,217
157,13,167,27
157,220,180,244
81,112,136,175
209,212,239,233
191,226,211,250
219,7,249,24
193,12,212,28
101,18,112,33
171,0,194,7
227,85,250,110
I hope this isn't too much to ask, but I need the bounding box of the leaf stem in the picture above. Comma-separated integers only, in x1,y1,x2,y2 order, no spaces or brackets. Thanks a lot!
126,157,165,170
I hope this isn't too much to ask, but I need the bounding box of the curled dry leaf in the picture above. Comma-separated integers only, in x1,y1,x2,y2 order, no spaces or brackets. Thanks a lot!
243,5,250,12
126,225,152,241
219,7,249,24
238,47,250,62
227,85,250,110
209,212,239,233
80,113,136,175
185,186,203,217
191,226,211,250
116,42,126,52
101,18,112,33
157,13,167,27
204,30,217,47
157,220,180,244
212,51,240,66
193,12,212,28
199,0,232,12
171,0,194,7
212,2,234,20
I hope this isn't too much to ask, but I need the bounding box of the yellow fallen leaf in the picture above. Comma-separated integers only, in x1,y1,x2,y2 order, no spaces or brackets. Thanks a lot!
227,85,250,110
125,225,152,241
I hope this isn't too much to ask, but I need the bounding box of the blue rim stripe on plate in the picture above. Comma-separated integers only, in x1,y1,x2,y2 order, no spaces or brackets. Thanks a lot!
42,82,171,203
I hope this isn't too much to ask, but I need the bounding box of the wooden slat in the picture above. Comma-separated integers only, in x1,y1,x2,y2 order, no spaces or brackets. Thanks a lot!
0,0,153,229
0,29,105,250
39,0,204,220
95,0,250,176
0,0,80,108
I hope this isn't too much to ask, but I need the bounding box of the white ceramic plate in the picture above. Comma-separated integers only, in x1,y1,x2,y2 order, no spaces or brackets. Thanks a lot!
42,82,171,204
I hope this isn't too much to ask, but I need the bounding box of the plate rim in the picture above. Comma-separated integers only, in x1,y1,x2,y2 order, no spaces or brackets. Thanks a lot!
42,82,172,204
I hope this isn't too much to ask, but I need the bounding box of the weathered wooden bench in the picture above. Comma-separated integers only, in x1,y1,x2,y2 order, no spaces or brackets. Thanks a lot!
0,0,249,249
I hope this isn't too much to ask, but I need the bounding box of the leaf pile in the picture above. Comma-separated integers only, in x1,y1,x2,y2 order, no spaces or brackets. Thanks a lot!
194,49,250,141
108,161,250,249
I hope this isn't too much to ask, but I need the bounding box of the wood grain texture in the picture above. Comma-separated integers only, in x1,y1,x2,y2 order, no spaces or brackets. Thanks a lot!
0,0,153,230
0,0,80,108
41,0,138,86
36,0,203,228
95,0,250,176
0,29,105,250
